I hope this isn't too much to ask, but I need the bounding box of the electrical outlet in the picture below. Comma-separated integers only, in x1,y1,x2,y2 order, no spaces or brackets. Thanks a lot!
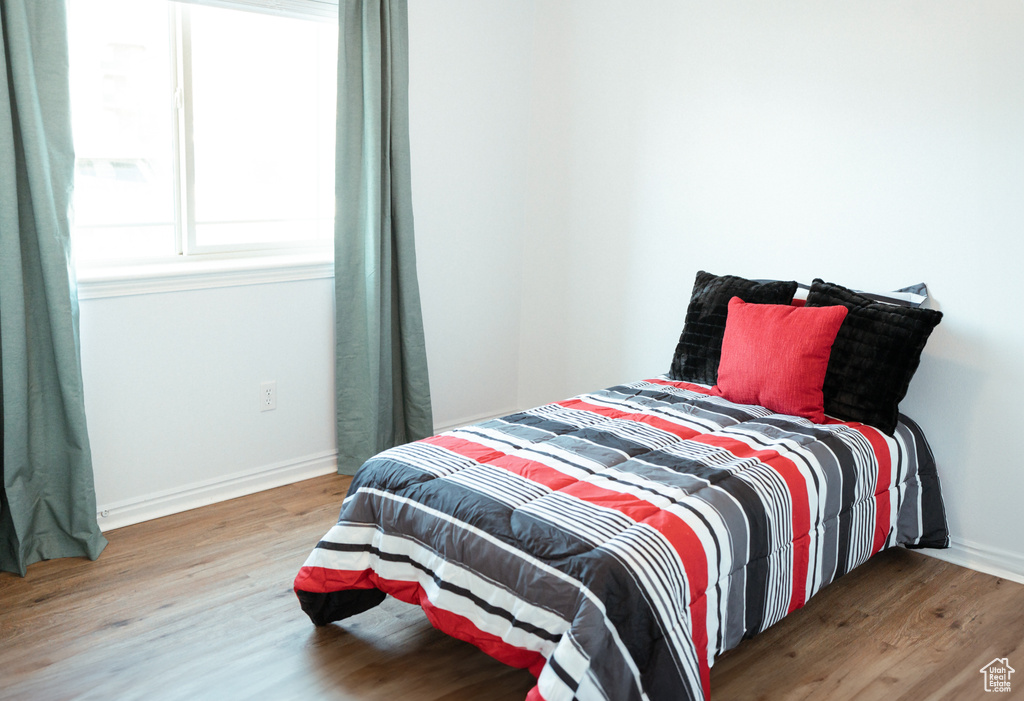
260,381,277,411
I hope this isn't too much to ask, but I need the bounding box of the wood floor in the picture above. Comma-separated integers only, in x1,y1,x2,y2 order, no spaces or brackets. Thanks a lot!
1,474,1021,701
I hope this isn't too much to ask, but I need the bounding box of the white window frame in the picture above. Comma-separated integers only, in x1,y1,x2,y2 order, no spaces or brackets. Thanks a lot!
74,0,339,297
174,0,338,22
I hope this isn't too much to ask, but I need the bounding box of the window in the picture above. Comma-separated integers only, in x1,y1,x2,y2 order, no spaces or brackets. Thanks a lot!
67,0,337,265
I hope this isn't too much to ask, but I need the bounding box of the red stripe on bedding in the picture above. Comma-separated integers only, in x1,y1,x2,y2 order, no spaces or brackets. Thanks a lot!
556,398,701,440
646,508,711,698
854,424,893,555
295,566,548,678
295,563,365,595
690,433,811,614
424,430,713,699
423,434,579,491
645,378,717,395
822,419,895,556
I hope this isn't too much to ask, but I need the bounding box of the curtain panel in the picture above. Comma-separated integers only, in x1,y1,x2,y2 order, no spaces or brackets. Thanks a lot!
0,0,106,576
334,0,432,475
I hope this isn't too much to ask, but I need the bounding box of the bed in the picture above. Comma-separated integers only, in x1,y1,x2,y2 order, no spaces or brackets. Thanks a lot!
294,274,949,701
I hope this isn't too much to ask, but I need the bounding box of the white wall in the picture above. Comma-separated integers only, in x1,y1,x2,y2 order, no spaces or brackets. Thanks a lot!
81,279,337,525
409,0,535,426
516,0,1024,578
80,0,537,529
81,0,1024,581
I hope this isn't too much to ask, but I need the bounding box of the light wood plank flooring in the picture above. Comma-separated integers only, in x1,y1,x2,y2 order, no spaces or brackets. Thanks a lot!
1,474,1021,700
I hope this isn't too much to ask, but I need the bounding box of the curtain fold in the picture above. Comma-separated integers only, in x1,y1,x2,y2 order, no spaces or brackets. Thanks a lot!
334,0,432,475
0,0,107,575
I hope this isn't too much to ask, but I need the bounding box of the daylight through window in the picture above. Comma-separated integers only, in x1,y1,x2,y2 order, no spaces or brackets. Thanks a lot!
67,0,337,264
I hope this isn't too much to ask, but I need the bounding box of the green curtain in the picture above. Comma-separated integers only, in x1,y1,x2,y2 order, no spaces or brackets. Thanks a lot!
334,0,433,475
0,0,107,576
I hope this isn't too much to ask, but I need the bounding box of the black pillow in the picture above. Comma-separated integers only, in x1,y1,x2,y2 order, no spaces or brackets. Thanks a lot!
805,279,943,434
669,271,798,385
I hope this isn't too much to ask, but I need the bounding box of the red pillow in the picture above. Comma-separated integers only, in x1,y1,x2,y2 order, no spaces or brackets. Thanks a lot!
713,297,848,423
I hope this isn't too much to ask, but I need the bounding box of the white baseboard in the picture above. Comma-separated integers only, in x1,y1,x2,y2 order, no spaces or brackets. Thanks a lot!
433,407,520,434
92,410,519,533
922,536,1024,586
96,450,338,532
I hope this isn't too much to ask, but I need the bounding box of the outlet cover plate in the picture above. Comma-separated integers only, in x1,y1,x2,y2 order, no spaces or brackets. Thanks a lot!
260,381,277,411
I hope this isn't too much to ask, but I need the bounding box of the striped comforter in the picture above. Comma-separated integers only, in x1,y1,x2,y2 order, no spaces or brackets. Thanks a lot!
295,378,948,701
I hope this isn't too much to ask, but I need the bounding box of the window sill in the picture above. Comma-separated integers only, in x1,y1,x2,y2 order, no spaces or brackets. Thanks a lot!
76,251,334,300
